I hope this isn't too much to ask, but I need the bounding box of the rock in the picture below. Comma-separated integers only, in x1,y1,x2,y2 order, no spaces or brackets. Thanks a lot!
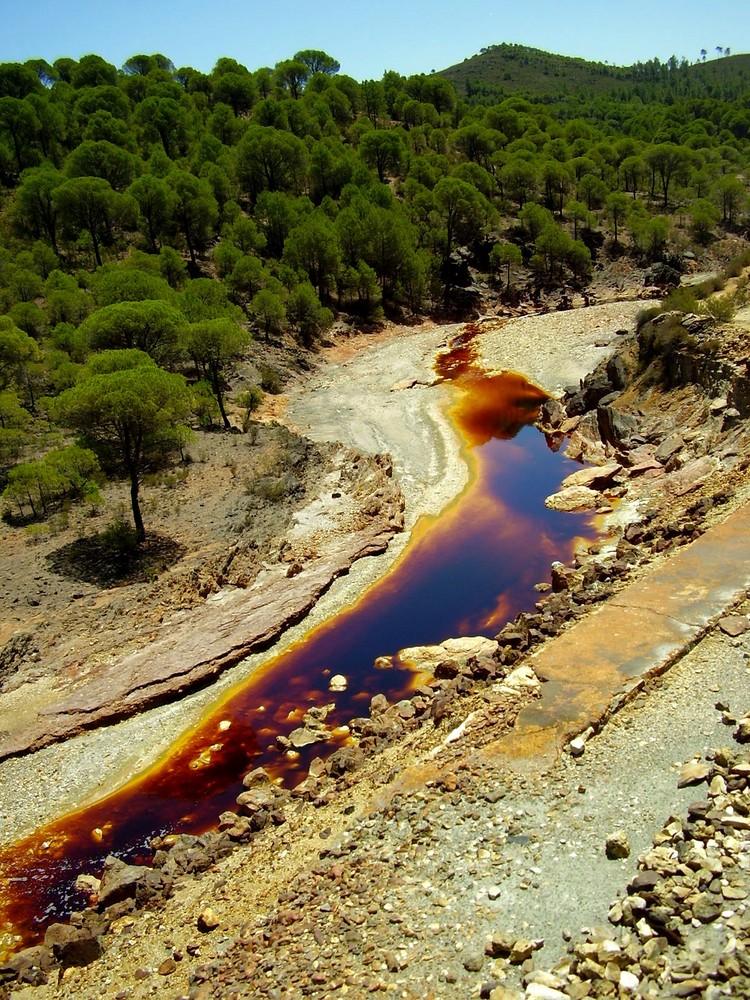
668,455,719,496
718,615,750,637
654,434,684,463
539,397,566,428
97,857,162,909
197,908,220,932
678,759,712,787
288,726,331,749
605,831,631,859
328,673,347,691
734,717,750,743
617,969,640,993
486,931,517,956
525,984,567,999
644,263,681,287
241,766,271,788
544,486,600,512
326,746,364,777
569,736,587,757
598,406,639,447
463,948,485,971
510,938,541,963
559,463,622,491
43,924,102,967
0,945,54,983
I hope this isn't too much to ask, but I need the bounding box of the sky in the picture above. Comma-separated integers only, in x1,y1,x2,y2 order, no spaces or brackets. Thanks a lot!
0,0,747,81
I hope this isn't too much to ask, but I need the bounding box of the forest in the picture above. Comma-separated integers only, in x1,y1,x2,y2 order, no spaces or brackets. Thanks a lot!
0,45,748,540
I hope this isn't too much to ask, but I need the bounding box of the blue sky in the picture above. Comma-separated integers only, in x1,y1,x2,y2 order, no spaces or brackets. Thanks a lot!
1,0,747,80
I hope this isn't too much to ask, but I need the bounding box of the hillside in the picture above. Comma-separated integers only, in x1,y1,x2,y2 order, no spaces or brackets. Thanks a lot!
438,42,750,102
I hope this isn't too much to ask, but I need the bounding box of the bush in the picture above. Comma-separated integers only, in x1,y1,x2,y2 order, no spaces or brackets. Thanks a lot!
99,513,140,560
700,292,736,323
259,364,282,394
724,250,750,279
660,286,699,313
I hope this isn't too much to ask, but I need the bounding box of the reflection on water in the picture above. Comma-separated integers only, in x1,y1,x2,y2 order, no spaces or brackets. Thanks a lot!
0,324,596,952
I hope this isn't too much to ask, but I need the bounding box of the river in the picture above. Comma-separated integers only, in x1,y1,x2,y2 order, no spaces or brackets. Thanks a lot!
0,321,600,956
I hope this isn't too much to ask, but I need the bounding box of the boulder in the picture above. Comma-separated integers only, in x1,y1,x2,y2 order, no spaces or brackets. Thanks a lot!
644,263,681,287
544,486,601,512
559,463,621,491
43,924,102,967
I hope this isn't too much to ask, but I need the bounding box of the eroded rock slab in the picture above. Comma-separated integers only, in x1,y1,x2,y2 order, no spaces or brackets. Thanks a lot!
0,494,403,761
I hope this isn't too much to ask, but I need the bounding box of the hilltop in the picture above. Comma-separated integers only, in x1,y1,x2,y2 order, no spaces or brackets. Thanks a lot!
438,42,750,101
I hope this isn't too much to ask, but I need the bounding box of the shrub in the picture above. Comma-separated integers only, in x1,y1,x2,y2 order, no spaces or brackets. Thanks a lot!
700,292,736,323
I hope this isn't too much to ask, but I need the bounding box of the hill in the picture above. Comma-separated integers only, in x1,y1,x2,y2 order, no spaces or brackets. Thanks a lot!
438,42,750,102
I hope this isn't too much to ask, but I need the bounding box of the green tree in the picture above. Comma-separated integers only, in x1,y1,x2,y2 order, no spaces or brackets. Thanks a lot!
235,125,308,201
689,198,720,244
500,156,537,210
127,173,176,252
294,50,341,77
713,175,746,226
0,317,41,391
13,166,64,251
3,445,100,520
182,318,250,428
78,299,185,364
287,282,333,347
51,351,191,540
489,242,522,291
169,170,218,266
359,129,405,183
433,176,492,263
0,96,40,173
135,96,192,158
606,191,630,245
283,213,341,299
644,143,693,208
65,139,136,191
249,288,287,340
54,176,136,267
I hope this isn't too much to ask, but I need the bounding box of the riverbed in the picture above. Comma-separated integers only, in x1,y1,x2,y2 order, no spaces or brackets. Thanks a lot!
0,302,650,850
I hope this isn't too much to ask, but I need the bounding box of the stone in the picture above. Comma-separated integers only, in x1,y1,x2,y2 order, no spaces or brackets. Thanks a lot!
525,985,567,999
559,464,622,492
43,924,102,967
569,736,587,757
486,931,516,956
544,486,600,512
158,957,177,975
288,726,331,749
718,615,750,637
605,832,631,860
197,908,220,932
619,969,639,993
97,857,157,909
654,434,684,463
678,759,712,787
462,948,485,971
329,674,347,691
509,938,540,963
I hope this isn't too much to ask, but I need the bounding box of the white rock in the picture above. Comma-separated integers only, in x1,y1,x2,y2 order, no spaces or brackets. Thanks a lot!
329,674,347,692
619,969,640,993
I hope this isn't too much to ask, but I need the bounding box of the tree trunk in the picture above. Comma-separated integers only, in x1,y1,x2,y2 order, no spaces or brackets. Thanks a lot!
213,374,231,429
130,469,145,542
